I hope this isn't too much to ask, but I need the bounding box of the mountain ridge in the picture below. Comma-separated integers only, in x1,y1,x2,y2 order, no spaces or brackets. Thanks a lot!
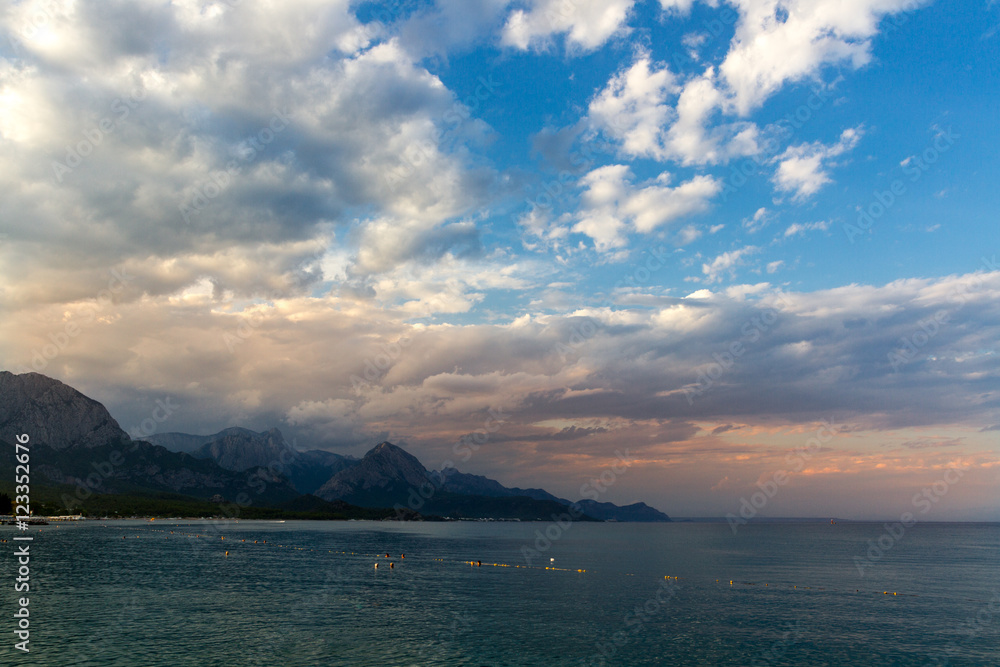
0,371,670,521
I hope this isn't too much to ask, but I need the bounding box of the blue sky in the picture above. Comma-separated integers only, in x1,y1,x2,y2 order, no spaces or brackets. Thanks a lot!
1,0,998,519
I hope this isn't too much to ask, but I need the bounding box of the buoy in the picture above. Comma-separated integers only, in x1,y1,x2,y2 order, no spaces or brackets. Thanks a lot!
225,551,228,556
401,554,405,559
389,562,394,569
374,563,379,569
477,561,481,567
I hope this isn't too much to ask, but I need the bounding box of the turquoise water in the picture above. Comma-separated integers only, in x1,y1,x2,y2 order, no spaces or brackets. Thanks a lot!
1,520,998,665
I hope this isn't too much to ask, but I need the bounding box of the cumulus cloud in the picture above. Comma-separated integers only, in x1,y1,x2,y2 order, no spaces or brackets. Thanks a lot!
501,0,635,51
772,127,863,200
589,1,915,168
587,55,679,160
720,0,922,115
701,246,759,283
572,165,721,250
588,55,758,165
0,0,508,314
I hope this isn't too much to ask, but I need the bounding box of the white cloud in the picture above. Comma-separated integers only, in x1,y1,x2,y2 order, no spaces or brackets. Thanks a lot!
742,207,772,233
587,55,678,160
772,126,863,200
572,166,721,251
784,221,829,237
588,55,759,165
659,0,699,14
766,260,784,273
501,0,636,51
588,2,914,167
702,246,759,283
0,2,504,310
720,0,922,115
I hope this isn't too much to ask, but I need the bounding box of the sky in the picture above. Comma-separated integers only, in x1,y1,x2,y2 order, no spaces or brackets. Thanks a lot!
1,0,998,520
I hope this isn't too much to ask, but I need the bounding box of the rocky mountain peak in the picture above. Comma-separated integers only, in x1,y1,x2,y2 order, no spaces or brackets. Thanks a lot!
0,371,131,449
314,441,430,501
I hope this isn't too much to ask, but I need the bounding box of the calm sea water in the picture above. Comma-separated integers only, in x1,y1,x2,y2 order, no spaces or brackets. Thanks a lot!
1,520,997,666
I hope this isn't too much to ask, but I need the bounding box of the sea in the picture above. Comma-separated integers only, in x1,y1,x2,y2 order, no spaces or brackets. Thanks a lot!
0,520,997,666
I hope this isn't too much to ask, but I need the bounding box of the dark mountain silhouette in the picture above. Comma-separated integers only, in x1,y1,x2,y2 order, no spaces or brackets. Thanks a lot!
314,442,601,521
150,427,355,494
431,467,671,522
0,372,298,510
144,427,252,454
0,372,670,521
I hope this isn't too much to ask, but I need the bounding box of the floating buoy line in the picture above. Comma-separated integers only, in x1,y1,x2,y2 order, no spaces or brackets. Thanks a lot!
89,524,997,603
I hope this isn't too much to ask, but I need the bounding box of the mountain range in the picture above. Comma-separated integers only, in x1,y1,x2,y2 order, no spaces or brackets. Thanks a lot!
0,371,669,522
